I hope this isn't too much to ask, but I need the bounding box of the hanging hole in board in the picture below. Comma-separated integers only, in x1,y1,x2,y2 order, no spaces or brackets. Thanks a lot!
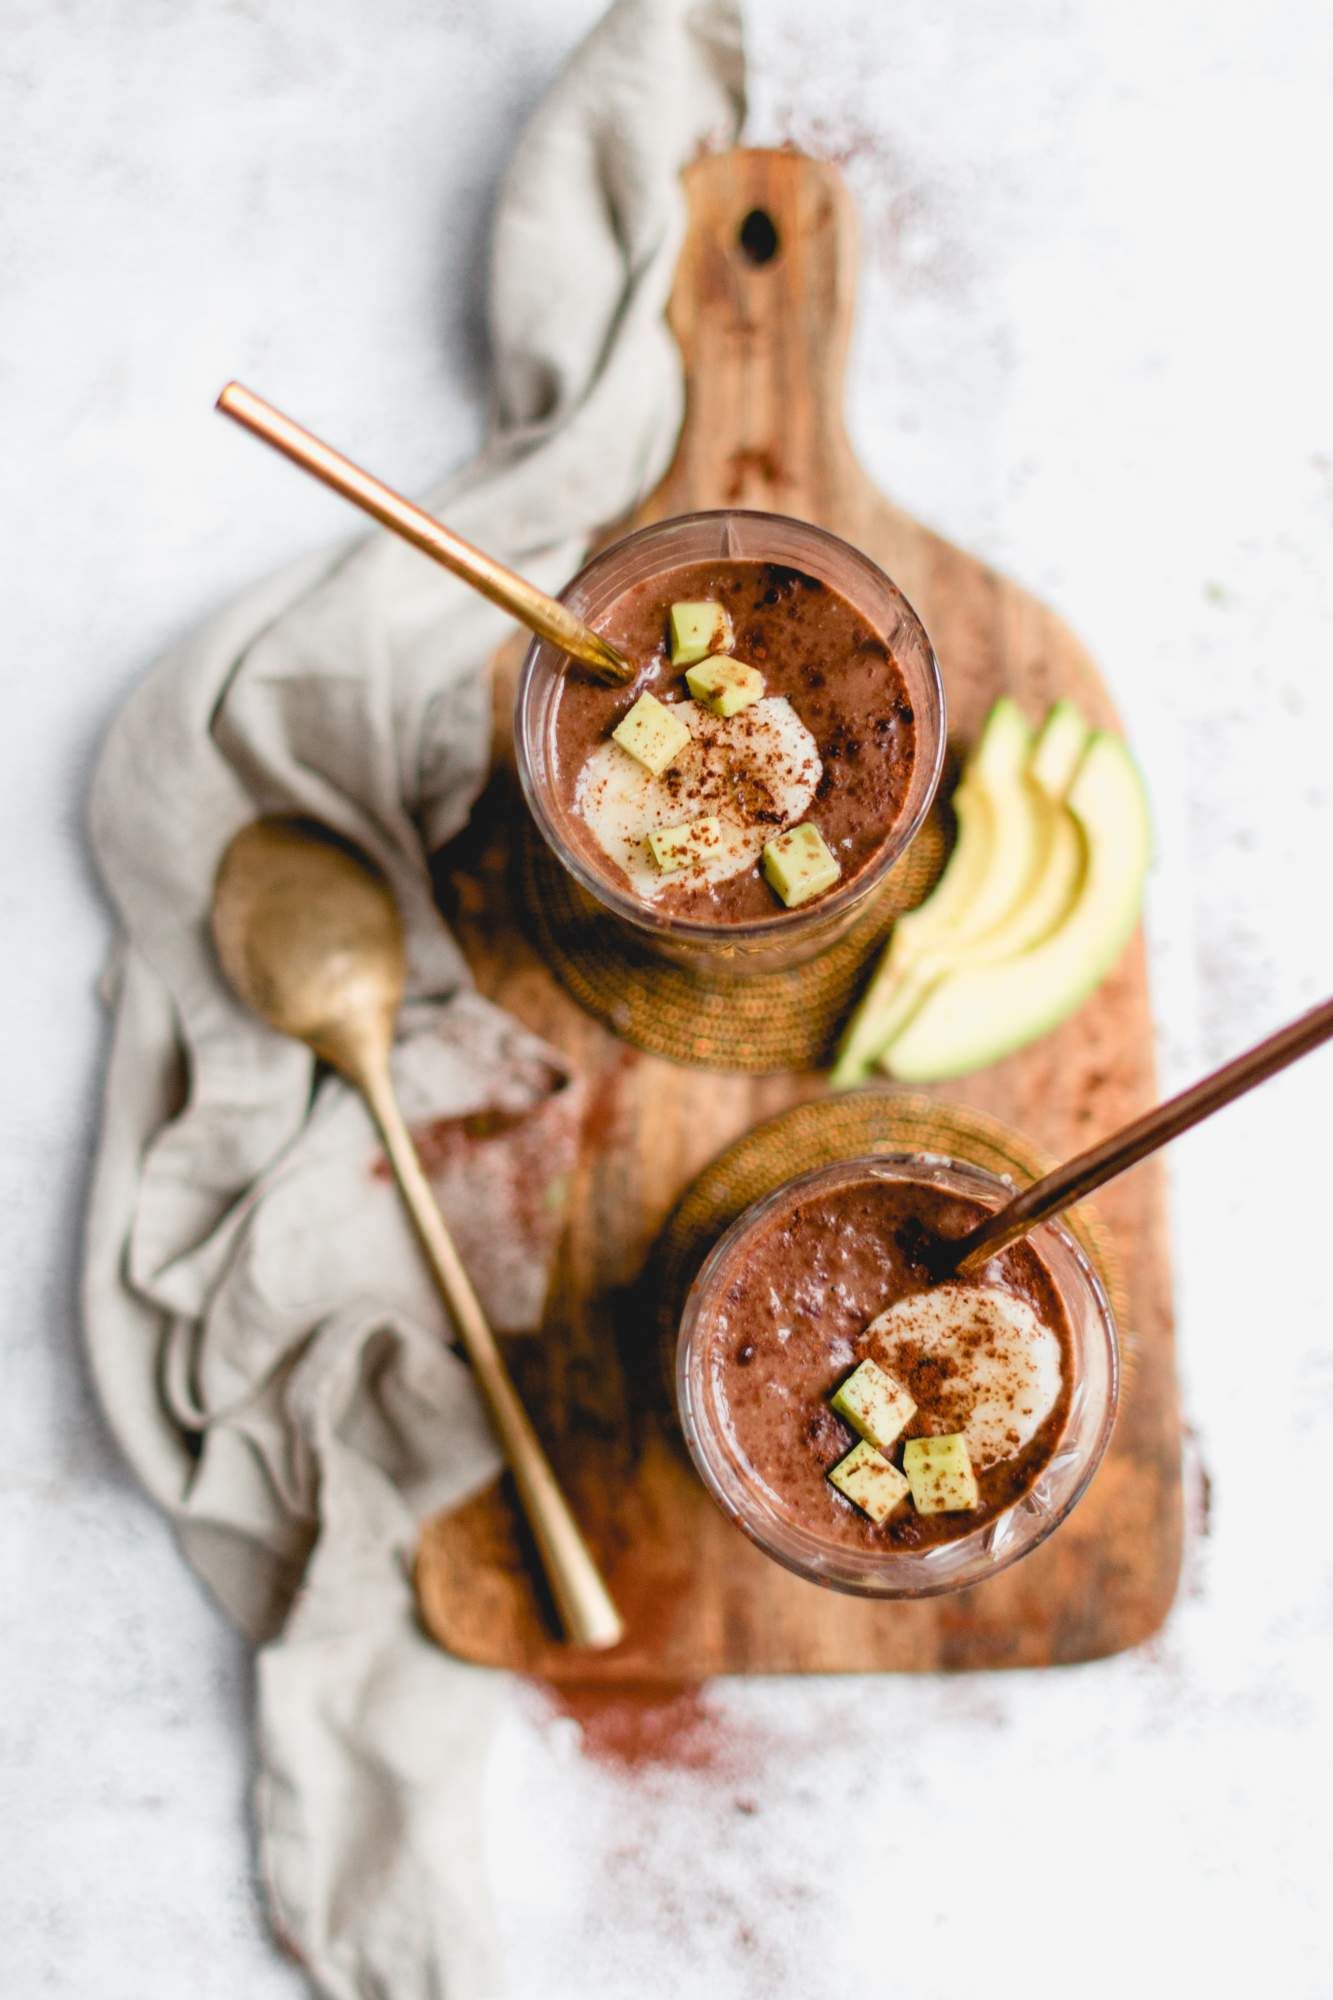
737,208,780,266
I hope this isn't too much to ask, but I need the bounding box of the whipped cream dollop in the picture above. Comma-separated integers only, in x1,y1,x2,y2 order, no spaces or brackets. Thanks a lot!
866,1283,1062,1469
574,694,821,900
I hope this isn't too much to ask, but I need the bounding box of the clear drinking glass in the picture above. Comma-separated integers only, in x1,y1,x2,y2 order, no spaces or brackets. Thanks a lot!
675,1153,1120,1598
514,510,945,972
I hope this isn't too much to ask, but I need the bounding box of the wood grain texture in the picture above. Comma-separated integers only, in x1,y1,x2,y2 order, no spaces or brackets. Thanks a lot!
415,150,1182,1676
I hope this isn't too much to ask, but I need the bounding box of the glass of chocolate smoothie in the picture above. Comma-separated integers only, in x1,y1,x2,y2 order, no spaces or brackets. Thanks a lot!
676,1154,1119,1596
515,512,944,970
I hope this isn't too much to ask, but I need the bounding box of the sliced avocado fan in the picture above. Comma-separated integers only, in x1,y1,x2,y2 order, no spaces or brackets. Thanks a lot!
831,698,1067,1088
880,732,1150,1082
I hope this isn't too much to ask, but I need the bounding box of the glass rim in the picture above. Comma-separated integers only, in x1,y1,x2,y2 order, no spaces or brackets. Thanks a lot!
513,508,947,945
675,1152,1121,1599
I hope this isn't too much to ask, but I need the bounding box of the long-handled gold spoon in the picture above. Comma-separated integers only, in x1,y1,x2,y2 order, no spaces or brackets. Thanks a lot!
948,993,1333,1274
211,816,624,1651
215,381,634,685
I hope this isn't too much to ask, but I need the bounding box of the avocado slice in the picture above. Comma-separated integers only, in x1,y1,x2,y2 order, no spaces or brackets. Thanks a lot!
1030,699,1089,797
970,792,1081,961
881,733,1150,1081
830,699,1038,1087
830,701,1096,1087
902,697,1038,954
952,702,1091,967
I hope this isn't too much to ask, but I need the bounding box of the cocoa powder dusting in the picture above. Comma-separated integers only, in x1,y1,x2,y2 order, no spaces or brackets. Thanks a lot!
534,1682,732,1775
368,1064,580,1334
520,1682,852,1995
396,1102,536,1174
374,1099,559,1254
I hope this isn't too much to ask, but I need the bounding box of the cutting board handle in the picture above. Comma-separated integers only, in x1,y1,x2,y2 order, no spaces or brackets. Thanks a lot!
655,148,864,514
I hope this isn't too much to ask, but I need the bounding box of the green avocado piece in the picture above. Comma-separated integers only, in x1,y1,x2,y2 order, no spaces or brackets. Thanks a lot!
611,691,692,776
1029,699,1090,798
830,699,1036,1087
950,702,1092,970
903,1434,979,1513
685,656,765,717
646,816,723,873
939,699,1093,968
903,698,1041,955
669,600,734,666
881,733,1150,1081
762,823,841,908
828,1439,910,1524
829,1358,916,1451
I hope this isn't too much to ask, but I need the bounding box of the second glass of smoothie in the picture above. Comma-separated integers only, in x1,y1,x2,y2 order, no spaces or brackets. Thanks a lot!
515,511,944,970
676,1153,1119,1597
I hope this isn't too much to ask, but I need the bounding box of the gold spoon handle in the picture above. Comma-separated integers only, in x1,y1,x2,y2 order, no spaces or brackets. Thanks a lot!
215,381,634,686
358,1057,624,1652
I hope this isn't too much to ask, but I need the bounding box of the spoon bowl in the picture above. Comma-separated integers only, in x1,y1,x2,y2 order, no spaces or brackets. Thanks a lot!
213,818,404,1069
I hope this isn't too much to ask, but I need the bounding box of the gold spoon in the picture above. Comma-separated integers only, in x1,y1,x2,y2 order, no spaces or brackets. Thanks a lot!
211,816,625,1651
215,381,634,686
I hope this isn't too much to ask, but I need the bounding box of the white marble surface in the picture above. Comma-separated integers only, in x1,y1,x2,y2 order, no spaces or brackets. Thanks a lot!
3,2,1332,1995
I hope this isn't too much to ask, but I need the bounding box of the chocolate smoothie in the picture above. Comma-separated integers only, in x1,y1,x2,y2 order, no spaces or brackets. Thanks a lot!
547,558,918,923
696,1171,1075,1553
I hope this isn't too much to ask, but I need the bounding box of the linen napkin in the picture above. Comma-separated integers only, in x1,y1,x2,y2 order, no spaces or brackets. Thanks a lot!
82,2,745,1994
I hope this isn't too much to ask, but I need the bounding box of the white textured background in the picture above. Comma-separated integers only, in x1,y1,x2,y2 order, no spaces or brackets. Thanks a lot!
3,2,1331,1996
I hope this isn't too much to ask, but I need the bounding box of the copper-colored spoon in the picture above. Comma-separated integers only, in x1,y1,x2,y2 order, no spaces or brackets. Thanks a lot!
949,993,1333,1275
215,381,634,685
211,816,624,1651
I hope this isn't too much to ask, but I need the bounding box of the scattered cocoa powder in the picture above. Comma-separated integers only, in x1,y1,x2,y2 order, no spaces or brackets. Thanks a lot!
580,1044,636,1152
368,1066,580,1334
533,1681,732,1775
392,1102,537,1176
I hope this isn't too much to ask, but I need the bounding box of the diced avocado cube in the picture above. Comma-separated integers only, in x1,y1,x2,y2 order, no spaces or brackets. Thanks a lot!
903,1434,980,1514
761,823,841,908
647,816,723,873
830,1358,917,1452
828,1440,910,1524
669,600,734,666
685,656,765,717
611,691,692,776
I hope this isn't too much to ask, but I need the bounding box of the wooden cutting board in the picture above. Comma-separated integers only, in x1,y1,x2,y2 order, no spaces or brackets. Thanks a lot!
415,149,1182,1676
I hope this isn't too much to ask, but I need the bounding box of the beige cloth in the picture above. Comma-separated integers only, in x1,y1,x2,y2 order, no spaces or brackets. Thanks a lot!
82,3,745,1993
